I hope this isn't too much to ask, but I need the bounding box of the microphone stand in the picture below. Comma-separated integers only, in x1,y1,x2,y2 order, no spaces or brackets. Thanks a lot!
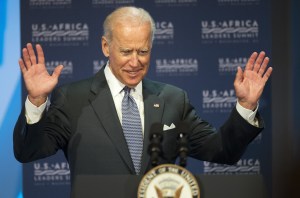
177,122,189,168
148,123,163,167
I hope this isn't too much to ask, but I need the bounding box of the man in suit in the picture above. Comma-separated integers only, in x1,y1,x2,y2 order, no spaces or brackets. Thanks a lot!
14,6,272,184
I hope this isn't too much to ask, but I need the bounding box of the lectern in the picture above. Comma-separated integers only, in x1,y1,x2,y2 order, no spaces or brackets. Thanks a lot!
71,174,267,198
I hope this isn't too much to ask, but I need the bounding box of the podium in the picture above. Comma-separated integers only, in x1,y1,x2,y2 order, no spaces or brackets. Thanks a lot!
72,174,267,198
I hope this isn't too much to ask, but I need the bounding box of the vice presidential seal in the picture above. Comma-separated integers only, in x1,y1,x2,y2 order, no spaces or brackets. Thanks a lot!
137,164,200,198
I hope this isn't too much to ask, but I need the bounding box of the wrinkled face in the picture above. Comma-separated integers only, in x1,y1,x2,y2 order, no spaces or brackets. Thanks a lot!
102,22,152,88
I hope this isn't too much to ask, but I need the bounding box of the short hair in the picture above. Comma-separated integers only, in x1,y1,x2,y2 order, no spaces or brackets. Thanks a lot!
103,6,156,44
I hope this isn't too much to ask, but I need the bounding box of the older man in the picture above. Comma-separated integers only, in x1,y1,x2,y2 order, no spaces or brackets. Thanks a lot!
14,6,272,184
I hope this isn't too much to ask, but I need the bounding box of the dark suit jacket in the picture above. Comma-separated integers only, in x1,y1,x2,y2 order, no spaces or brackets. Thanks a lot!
14,67,264,183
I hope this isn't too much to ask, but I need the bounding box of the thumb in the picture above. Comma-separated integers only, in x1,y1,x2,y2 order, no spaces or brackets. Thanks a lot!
52,65,64,79
234,66,243,85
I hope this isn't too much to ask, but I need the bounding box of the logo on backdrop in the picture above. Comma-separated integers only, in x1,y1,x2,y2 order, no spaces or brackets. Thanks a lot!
204,158,260,174
154,0,198,7
201,19,259,44
154,21,174,45
218,56,247,75
138,164,200,198
31,23,89,46
92,0,134,7
29,0,72,9
202,89,236,113
46,60,73,78
155,58,198,76
93,60,106,74
217,0,261,6
33,162,70,185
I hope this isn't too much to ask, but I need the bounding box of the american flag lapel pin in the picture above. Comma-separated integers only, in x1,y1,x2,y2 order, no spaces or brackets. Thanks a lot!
153,103,160,108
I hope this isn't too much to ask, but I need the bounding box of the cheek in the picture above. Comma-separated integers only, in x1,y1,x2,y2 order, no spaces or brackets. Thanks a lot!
110,55,126,68
140,56,151,66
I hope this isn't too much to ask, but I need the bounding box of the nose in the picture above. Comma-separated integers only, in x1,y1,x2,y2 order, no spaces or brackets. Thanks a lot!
129,52,139,67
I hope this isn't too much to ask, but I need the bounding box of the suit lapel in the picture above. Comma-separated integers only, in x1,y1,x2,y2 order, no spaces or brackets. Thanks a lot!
88,69,135,173
140,80,164,174
87,71,165,175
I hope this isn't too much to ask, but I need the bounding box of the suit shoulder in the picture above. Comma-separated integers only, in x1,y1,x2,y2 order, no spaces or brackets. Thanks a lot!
143,78,185,94
58,76,94,89
54,76,94,97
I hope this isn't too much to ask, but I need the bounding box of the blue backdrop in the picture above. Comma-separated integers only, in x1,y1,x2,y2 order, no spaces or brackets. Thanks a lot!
20,0,272,197
0,0,22,198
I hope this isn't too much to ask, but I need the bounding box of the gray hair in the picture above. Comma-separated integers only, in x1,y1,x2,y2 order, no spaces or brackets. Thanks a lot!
103,6,156,44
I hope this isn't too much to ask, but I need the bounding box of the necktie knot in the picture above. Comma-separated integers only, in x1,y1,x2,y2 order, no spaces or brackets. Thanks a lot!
123,86,131,95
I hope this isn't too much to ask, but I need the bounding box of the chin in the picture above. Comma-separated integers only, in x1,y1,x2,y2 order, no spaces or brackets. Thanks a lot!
126,83,139,88
125,81,138,88
125,78,142,87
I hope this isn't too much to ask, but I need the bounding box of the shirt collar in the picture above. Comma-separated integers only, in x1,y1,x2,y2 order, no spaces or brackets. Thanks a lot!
104,62,143,98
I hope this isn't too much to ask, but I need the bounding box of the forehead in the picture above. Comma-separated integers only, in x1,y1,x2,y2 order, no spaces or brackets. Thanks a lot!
112,22,152,48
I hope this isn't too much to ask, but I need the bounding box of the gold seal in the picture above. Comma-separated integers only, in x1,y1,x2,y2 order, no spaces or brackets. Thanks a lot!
138,164,200,198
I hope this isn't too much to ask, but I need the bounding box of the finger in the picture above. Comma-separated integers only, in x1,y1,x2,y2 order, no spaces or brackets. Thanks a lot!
22,47,32,68
245,52,258,71
18,59,27,74
26,43,37,65
262,67,273,83
36,44,45,65
52,65,64,79
258,57,269,77
253,51,266,73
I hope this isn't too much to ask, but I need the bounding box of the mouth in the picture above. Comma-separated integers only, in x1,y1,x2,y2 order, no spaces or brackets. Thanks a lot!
124,69,142,77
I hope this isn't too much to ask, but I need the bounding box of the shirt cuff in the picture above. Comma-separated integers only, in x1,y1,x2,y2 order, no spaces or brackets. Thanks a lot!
25,96,48,124
236,101,259,127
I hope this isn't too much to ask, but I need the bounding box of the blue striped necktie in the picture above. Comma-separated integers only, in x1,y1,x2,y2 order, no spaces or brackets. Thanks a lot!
122,86,143,174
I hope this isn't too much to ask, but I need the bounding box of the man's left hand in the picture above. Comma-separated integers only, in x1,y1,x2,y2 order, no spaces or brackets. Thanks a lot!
234,51,273,110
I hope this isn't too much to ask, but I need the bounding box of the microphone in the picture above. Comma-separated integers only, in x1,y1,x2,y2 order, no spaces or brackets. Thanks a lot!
148,123,163,167
177,122,189,167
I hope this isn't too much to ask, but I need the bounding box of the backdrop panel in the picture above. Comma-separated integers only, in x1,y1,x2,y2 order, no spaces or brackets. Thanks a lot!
20,0,272,197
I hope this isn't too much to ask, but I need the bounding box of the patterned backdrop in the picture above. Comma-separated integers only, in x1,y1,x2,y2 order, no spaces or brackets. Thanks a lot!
20,0,272,197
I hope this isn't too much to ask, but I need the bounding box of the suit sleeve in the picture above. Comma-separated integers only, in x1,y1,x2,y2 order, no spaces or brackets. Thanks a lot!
13,88,71,163
181,90,264,165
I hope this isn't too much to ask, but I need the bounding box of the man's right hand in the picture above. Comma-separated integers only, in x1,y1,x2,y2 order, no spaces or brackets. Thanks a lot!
19,43,63,107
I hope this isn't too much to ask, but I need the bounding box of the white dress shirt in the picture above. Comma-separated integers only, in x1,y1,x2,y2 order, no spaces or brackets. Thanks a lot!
104,63,145,136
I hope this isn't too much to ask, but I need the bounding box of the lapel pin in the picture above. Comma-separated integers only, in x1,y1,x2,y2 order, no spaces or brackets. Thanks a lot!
153,104,160,108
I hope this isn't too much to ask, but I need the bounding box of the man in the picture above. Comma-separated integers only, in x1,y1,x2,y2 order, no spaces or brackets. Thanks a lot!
14,6,272,184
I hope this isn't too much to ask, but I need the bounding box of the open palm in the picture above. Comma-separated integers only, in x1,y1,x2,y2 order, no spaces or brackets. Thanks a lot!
234,51,273,110
19,43,63,106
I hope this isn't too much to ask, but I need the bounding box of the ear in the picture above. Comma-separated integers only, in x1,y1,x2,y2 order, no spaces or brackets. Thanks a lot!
101,36,110,57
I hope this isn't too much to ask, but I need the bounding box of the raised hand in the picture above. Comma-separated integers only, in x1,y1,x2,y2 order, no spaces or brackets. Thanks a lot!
19,43,63,106
234,51,273,110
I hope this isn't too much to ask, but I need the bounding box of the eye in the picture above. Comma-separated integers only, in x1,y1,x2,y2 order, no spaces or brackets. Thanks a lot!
121,49,132,56
138,50,149,56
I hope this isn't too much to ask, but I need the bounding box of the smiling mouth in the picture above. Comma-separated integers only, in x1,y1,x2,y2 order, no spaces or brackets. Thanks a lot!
128,71,139,74
125,69,142,76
